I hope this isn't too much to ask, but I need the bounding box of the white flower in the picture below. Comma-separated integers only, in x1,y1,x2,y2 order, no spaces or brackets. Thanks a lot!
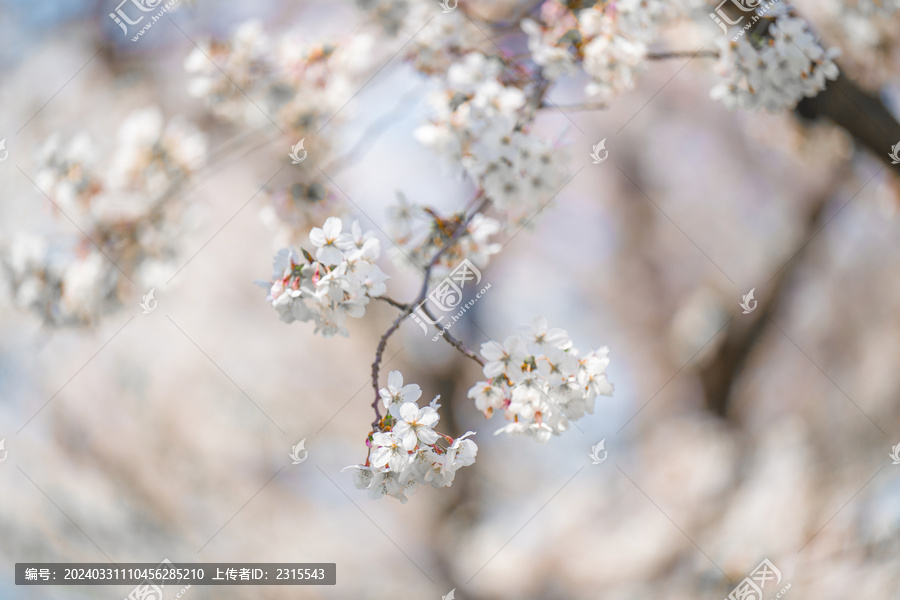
537,347,580,388
467,380,509,417
481,336,527,383
521,19,577,81
579,348,614,401
347,371,477,502
390,402,439,449
469,318,613,441
445,431,478,469
263,217,385,337
9,109,207,327
379,370,423,409
370,432,409,471
711,11,840,112
367,470,411,503
519,316,570,355
385,195,502,277
309,216,353,265
578,6,647,98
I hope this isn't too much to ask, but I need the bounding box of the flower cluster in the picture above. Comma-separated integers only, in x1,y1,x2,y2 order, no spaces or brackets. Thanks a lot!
184,20,382,243
521,0,678,97
3,108,206,326
468,318,613,442
346,371,477,503
817,0,900,56
386,194,501,276
263,217,387,337
184,20,377,136
845,0,900,17
712,7,840,111
357,0,485,74
415,52,569,229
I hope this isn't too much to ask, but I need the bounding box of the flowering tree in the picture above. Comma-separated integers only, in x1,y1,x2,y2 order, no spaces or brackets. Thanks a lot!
6,0,900,506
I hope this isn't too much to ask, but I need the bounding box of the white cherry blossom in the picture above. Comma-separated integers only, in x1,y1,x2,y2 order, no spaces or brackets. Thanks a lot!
712,8,840,111
347,371,477,502
390,402,440,449
468,319,613,441
379,370,423,409
263,217,387,337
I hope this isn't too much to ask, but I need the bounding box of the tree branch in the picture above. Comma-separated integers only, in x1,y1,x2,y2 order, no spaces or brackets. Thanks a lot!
369,196,490,430
797,73,900,175
421,305,486,367
712,1,900,173
375,295,409,311
646,50,719,60
699,168,850,419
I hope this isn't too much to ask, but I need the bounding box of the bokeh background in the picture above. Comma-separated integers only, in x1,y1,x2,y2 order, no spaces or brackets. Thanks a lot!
1,0,900,599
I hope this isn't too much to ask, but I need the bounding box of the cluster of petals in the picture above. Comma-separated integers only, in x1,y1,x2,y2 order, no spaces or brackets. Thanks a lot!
521,0,677,97
346,371,477,503
712,7,840,111
415,52,569,229
263,217,387,337
468,318,613,442
386,194,501,275
4,108,205,325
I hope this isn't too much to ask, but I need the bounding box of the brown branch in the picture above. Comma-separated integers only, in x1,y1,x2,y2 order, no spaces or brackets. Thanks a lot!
369,196,490,430
647,50,719,60
699,168,850,419
547,101,609,111
375,295,409,311
421,305,486,367
797,73,900,176
712,1,900,173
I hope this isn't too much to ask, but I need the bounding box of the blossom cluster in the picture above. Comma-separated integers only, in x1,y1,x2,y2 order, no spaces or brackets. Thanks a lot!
347,371,477,503
262,217,388,337
357,0,489,74
468,318,613,442
184,20,377,137
712,7,840,111
386,193,501,276
415,52,569,229
845,0,900,17
184,20,381,243
521,0,678,98
3,108,206,325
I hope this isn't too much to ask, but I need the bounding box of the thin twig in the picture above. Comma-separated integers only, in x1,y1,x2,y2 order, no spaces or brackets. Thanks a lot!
421,305,485,367
369,195,490,429
369,311,411,430
375,295,409,311
548,101,609,111
322,88,421,176
647,50,719,60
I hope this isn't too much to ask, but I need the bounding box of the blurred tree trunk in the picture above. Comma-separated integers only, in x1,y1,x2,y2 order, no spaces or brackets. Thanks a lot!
700,3,899,420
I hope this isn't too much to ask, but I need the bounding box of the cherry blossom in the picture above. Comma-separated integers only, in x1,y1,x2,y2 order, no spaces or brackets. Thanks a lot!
712,7,841,111
468,318,613,442
347,371,477,503
262,217,387,337
379,370,423,409
3,108,206,326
